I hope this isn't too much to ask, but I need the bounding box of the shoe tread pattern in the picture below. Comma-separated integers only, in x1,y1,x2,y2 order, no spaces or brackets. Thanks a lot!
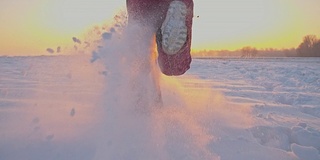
161,1,188,55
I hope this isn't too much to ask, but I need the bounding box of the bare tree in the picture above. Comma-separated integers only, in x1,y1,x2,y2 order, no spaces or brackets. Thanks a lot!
297,35,320,57
241,46,258,58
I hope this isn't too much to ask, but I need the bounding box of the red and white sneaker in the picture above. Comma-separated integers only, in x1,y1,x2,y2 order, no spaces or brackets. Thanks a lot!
127,0,194,76
156,0,193,76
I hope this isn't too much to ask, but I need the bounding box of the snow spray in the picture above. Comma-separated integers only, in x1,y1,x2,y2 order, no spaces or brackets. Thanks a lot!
88,11,250,160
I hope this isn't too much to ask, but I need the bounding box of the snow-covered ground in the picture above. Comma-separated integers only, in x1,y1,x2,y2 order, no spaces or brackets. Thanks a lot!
188,58,320,160
1,55,319,160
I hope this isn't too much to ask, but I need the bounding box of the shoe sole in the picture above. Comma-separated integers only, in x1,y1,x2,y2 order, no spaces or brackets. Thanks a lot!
161,1,188,55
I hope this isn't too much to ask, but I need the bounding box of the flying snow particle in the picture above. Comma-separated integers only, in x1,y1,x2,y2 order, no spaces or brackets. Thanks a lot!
110,27,116,33
46,48,54,54
91,51,100,63
72,37,81,44
57,46,61,53
102,32,112,40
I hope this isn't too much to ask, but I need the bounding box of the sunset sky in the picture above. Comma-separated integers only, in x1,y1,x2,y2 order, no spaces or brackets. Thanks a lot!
0,0,320,56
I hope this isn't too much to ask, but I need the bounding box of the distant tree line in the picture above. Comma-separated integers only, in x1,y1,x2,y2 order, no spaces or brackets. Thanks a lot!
297,35,320,57
240,46,258,58
192,34,320,58
192,48,296,58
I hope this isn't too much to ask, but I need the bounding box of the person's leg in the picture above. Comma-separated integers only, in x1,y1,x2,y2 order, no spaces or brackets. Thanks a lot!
126,0,163,30
126,0,164,108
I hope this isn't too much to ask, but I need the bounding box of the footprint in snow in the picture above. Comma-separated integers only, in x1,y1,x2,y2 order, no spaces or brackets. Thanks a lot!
46,134,54,141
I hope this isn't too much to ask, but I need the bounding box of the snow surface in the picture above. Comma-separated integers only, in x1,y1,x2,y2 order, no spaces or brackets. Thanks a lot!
1,56,319,160
1,16,320,160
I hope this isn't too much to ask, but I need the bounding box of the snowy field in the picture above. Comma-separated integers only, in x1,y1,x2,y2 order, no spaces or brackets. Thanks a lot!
0,56,319,160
